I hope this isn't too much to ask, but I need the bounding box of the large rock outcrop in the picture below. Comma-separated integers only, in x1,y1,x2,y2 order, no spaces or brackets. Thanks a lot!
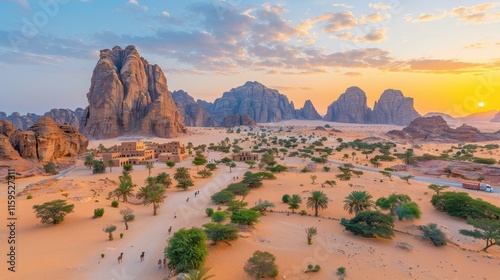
387,116,500,142
295,100,322,120
206,81,296,123
9,117,88,162
324,87,372,123
220,115,257,128
372,89,420,125
43,109,81,128
79,45,186,139
0,112,40,130
491,112,500,122
0,120,20,160
171,90,217,127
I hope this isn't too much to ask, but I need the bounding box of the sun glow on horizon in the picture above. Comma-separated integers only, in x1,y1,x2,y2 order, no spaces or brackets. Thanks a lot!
478,102,485,108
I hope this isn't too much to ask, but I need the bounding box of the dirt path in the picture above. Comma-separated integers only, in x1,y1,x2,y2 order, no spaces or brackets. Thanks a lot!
84,165,246,280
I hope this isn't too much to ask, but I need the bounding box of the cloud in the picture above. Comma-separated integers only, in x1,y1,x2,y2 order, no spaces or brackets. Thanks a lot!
332,4,354,9
452,3,500,24
369,3,390,10
128,0,138,5
162,11,170,17
344,71,362,76
362,12,391,23
463,43,484,49
319,11,358,32
355,28,387,42
405,12,447,22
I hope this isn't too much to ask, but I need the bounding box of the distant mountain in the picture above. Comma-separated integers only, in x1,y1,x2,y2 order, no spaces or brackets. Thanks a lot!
171,90,217,127
0,108,83,130
462,110,499,121
423,112,456,122
491,111,500,122
295,100,322,120
205,81,296,123
324,86,371,123
323,87,419,125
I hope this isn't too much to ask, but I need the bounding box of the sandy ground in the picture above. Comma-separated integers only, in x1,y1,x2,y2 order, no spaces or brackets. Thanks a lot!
1,121,500,280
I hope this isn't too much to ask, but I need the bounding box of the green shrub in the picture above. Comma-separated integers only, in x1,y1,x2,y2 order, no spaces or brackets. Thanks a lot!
211,211,228,223
420,223,447,246
211,190,235,204
101,253,105,258
299,210,307,216
230,209,261,225
111,200,119,208
341,210,394,239
473,157,497,165
431,192,500,220
93,208,105,219
282,194,291,203
43,161,58,174
120,233,124,239
27,195,33,200
205,208,214,217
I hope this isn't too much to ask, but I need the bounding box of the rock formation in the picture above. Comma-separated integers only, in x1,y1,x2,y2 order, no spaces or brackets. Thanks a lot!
79,45,186,139
372,89,420,125
0,120,15,137
43,109,81,128
9,117,88,162
491,111,500,122
295,100,322,120
206,81,296,123
387,116,500,142
220,115,257,128
0,120,19,160
0,112,40,130
324,86,372,123
171,90,217,127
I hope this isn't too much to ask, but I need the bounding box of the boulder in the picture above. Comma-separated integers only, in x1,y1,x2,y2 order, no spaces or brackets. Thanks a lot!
324,86,371,123
372,89,420,125
295,100,322,120
0,120,16,137
171,90,217,127
220,115,257,128
79,45,186,139
0,135,21,160
207,81,296,123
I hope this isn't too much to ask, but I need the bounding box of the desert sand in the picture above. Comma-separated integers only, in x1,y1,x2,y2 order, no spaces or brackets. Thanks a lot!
2,121,500,280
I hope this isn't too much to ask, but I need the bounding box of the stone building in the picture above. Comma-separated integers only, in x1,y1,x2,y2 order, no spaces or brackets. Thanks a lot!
232,151,259,162
103,141,187,167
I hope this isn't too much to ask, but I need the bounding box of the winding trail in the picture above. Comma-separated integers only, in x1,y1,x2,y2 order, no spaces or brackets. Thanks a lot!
84,165,245,280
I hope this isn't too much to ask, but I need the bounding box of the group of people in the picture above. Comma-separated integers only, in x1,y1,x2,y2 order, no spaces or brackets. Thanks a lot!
158,258,166,269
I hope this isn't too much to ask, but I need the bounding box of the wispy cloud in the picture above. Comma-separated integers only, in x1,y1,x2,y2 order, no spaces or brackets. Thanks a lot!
355,28,387,42
369,3,390,10
452,2,499,24
332,4,354,9
405,12,447,23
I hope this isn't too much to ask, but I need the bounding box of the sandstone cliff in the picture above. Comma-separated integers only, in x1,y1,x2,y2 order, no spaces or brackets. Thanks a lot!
207,81,296,123
79,45,186,139
9,117,88,162
372,89,420,125
171,90,217,127
295,100,322,120
387,116,500,142
324,86,372,123
220,115,257,128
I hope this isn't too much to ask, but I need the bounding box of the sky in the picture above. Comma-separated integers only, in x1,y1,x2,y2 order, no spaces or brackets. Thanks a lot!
0,0,499,117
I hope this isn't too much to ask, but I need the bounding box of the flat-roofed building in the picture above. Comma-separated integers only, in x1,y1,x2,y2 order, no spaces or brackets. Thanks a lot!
232,151,259,162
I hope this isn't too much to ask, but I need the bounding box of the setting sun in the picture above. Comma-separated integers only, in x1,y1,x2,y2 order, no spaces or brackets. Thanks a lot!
478,102,485,108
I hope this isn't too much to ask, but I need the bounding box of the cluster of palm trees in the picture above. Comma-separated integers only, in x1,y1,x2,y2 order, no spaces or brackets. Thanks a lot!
111,166,193,215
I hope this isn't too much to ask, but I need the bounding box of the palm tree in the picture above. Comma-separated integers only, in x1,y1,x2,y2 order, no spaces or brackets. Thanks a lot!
288,194,302,213
343,191,374,215
174,167,191,181
185,266,215,280
119,170,132,182
136,184,166,216
402,150,415,165
306,191,329,217
84,154,94,169
114,177,135,202
145,162,154,177
155,172,172,188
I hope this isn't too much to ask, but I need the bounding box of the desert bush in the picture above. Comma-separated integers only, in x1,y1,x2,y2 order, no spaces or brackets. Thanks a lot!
43,161,58,174
341,210,394,239
230,209,261,226
164,227,208,273
244,251,278,279
27,195,33,200
421,223,447,246
431,192,500,220
111,200,119,208
211,190,235,204
395,241,413,251
282,194,291,203
32,199,74,225
93,208,105,219
211,211,228,223
205,208,214,217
